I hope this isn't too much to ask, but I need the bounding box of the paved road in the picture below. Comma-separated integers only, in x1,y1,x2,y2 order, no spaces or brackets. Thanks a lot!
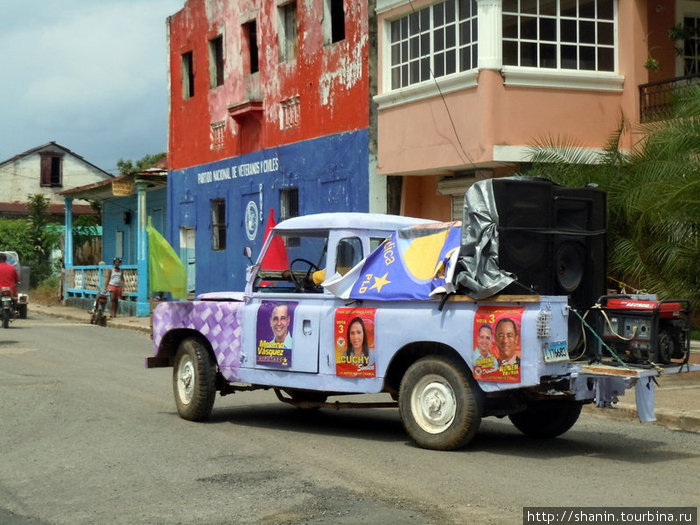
1,313,698,524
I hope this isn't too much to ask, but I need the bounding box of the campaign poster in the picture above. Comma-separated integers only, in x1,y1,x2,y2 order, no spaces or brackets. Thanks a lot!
255,301,297,368
472,306,524,383
335,308,376,378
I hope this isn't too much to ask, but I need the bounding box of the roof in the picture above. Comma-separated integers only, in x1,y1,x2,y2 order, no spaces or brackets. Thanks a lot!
273,212,437,233
0,202,96,216
0,141,112,178
59,168,167,201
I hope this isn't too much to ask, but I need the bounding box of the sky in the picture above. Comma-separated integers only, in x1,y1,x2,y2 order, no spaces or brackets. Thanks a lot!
0,0,185,175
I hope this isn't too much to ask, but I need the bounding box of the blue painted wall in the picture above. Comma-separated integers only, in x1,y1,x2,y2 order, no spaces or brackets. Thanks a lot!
167,130,370,294
102,189,167,265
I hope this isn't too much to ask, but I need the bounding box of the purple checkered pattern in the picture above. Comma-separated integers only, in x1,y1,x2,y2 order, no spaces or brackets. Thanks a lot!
152,301,243,376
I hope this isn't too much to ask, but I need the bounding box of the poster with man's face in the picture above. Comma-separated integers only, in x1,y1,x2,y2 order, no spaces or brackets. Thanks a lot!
472,306,523,383
255,301,297,368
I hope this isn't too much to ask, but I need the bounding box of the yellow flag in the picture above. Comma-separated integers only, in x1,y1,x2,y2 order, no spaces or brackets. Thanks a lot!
147,216,187,300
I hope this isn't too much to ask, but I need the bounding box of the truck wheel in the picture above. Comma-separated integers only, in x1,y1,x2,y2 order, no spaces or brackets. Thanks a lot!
173,338,216,421
399,356,483,451
509,401,582,438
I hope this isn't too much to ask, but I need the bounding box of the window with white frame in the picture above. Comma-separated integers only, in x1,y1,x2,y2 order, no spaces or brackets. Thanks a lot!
502,0,615,72
389,0,478,90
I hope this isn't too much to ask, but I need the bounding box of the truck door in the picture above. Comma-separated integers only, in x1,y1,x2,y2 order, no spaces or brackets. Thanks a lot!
239,298,322,373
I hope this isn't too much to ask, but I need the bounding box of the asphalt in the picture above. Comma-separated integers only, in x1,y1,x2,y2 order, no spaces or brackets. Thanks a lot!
27,302,700,434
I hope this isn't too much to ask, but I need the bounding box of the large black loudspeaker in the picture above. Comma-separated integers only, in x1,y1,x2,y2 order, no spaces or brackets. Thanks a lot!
491,178,607,313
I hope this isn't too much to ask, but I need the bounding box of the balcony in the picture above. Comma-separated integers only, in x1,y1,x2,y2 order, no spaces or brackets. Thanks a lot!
639,74,700,123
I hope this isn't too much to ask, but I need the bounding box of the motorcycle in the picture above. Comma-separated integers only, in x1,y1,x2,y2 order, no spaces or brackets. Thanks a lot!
1,287,16,329
90,289,109,327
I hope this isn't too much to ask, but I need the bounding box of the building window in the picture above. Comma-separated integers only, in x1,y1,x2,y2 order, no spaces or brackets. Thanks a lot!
278,2,298,62
280,96,300,129
681,16,700,76
243,21,259,74
40,153,63,187
389,0,478,90
280,188,299,247
182,51,195,99
210,121,225,150
324,0,345,44
502,0,615,72
209,35,224,88
211,199,226,250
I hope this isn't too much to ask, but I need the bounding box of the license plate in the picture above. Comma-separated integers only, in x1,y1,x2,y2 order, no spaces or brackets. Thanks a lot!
543,341,569,363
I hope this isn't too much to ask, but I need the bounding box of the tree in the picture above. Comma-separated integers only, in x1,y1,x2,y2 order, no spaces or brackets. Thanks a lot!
518,87,700,307
0,219,34,261
117,152,166,175
26,194,61,285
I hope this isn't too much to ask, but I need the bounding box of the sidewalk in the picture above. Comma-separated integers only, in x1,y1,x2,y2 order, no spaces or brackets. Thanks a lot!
30,302,152,335
28,302,700,433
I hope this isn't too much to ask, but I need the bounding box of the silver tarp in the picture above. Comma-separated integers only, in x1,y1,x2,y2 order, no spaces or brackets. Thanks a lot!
454,179,515,299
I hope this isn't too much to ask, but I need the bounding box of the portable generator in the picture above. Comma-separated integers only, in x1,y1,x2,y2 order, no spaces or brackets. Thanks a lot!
593,295,691,365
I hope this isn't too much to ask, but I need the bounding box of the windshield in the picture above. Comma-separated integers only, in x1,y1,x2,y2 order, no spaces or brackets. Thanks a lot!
253,232,328,293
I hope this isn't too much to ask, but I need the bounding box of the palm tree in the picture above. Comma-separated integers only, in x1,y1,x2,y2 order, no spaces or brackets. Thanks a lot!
517,87,700,308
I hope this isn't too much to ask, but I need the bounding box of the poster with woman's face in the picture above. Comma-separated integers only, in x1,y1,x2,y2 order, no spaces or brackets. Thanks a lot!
335,308,376,378
472,306,523,383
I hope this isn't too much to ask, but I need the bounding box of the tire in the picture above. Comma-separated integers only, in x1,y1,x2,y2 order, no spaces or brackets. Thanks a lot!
173,338,217,421
509,401,582,438
2,308,9,328
18,304,27,319
399,356,483,451
90,311,97,325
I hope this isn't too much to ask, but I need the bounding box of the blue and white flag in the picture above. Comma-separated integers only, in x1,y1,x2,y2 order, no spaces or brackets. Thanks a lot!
324,224,461,301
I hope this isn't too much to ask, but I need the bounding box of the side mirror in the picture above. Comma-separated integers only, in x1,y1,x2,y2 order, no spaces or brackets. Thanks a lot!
243,246,254,264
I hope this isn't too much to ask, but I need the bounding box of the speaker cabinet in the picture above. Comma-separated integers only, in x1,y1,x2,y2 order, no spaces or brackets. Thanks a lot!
492,178,607,314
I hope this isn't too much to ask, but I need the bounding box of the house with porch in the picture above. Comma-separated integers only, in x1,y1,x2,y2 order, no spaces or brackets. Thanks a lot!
59,164,168,317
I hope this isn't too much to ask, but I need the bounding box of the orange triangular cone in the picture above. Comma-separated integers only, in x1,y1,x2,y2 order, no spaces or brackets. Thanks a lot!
260,209,289,270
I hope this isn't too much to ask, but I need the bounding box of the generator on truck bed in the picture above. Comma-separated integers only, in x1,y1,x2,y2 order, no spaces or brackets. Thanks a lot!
147,179,695,451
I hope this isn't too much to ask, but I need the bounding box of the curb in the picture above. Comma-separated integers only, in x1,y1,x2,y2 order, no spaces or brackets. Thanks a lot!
584,403,700,434
29,304,152,335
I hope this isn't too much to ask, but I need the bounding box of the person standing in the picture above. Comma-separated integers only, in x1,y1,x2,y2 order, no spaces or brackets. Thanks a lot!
106,257,124,318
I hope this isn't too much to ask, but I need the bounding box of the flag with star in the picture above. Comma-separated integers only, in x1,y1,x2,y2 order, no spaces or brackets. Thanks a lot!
344,224,461,301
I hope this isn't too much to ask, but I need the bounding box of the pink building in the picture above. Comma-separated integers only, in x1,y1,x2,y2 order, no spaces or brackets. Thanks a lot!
374,0,699,221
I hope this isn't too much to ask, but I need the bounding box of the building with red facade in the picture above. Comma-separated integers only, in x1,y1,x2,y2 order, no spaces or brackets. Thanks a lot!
166,0,382,293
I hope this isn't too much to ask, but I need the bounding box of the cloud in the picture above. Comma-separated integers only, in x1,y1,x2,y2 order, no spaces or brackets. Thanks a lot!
0,0,183,173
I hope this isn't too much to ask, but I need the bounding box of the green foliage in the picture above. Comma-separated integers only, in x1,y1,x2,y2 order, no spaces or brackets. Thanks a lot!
0,219,33,260
25,195,62,285
519,88,700,307
117,152,166,175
